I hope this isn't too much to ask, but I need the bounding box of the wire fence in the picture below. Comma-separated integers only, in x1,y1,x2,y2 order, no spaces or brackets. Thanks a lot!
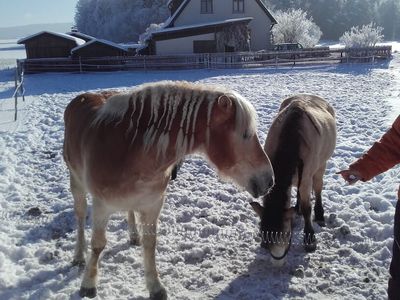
18,46,392,74
9,45,392,122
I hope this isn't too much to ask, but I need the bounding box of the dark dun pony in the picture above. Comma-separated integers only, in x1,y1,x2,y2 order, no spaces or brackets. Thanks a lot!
63,81,274,299
251,94,336,261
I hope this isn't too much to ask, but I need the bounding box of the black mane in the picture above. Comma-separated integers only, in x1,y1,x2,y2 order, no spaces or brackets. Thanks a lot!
261,106,304,230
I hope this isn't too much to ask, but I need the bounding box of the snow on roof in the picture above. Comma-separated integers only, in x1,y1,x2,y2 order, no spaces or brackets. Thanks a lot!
71,38,129,53
119,43,142,49
17,31,85,45
164,0,276,28
152,17,253,36
66,31,96,41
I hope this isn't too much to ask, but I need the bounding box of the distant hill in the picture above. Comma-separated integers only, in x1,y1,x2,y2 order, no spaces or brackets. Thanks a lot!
0,23,73,39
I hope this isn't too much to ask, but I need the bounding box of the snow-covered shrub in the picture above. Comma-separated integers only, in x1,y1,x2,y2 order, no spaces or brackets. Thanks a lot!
339,23,384,48
272,9,322,48
139,23,165,44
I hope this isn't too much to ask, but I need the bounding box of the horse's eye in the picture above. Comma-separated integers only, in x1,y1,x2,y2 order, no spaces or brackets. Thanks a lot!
243,130,251,140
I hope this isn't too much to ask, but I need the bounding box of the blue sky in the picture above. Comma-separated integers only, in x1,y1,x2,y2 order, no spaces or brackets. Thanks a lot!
0,0,79,28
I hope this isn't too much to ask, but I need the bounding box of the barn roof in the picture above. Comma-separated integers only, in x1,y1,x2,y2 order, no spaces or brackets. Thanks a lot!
66,31,96,42
164,0,276,28
71,39,129,53
17,31,85,45
149,17,253,41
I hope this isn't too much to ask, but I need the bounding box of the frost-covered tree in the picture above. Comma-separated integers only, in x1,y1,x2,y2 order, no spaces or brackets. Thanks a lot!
262,0,400,40
74,0,169,43
339,23,384,47
272,9,322,47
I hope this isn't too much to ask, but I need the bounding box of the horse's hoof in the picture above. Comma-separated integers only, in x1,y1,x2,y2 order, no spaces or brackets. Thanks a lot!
304,242,317,252
315,219,326,227
79,286,97,298
72,259,85,268
303,234,316,252
129,236,141,246
150,287,168,300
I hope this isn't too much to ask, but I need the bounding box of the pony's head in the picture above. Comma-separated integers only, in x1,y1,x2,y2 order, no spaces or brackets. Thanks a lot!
204,92,274,198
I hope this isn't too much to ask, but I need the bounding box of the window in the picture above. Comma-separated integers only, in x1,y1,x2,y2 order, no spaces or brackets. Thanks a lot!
201,0,213,14
193,40,217,53
233,0,244,13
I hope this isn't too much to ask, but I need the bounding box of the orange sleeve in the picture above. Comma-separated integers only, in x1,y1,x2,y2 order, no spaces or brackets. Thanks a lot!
349,115,400,181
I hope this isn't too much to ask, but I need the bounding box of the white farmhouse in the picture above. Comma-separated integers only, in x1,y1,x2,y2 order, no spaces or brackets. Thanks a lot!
145,0,276,55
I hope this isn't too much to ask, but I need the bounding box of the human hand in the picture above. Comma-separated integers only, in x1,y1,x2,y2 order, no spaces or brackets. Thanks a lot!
336,169,362,185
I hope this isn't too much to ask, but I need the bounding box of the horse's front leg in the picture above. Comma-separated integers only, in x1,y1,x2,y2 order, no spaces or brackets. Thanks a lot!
139,197,167,300
128,210,141,245
79,200,110,298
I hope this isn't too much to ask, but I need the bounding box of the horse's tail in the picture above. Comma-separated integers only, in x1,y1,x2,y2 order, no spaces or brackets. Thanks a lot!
271,105,305,187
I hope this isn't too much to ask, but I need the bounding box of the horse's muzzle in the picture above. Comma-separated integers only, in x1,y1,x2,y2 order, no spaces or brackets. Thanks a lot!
249,172,274,198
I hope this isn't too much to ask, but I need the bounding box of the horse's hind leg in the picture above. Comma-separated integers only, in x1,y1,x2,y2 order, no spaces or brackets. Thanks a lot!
79,200,110,298
313,165,326,227
139,197,167,300
128,210,141,246
298,177,316,252
70,173,87,266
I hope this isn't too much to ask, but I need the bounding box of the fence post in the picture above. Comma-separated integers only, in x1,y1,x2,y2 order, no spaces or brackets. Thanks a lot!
14,69,18,121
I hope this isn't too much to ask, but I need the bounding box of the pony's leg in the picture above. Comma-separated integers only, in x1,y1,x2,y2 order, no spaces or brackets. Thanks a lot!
79,201,110,298
139,198,167,300
313,165,326,227
298,177,316,252
295,189,301,215
70,173,87,266
128,210,141,246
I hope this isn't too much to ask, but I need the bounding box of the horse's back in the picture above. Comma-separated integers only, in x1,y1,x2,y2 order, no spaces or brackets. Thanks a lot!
279,94,335,118
266,94,336,169
285,94,336,163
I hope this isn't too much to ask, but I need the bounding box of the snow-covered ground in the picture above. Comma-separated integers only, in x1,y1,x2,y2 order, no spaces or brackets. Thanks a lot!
0,43,400,299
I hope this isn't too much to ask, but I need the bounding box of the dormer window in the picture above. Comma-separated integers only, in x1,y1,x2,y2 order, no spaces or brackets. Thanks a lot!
233,0,244,13
201,0,213,14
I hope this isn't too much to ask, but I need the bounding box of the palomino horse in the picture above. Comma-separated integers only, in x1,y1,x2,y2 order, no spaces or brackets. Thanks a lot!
63,81,274,299
251,94,336,260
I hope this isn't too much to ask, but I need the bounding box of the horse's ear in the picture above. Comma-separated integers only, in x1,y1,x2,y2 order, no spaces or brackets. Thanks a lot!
218,95,233,110
250,202,263,218
213,95,234,125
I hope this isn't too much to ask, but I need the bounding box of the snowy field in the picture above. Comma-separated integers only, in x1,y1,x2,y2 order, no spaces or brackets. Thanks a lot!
0,43,400,299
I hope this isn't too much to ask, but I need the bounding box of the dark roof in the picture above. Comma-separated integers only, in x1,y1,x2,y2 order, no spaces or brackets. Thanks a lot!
71,39,129,53
151,17,253,41
165,0,276,28
17,31,85,45
67,31,96,42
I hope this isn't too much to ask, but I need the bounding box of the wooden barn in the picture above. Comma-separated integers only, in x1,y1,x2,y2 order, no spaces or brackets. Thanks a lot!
17,31,85,59
71,39,131,57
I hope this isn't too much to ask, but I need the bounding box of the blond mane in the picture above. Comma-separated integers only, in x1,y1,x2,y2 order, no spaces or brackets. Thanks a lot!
92,81,257,158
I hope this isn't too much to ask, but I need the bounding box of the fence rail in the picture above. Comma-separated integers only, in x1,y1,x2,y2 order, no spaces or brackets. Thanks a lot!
18,46,392,74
